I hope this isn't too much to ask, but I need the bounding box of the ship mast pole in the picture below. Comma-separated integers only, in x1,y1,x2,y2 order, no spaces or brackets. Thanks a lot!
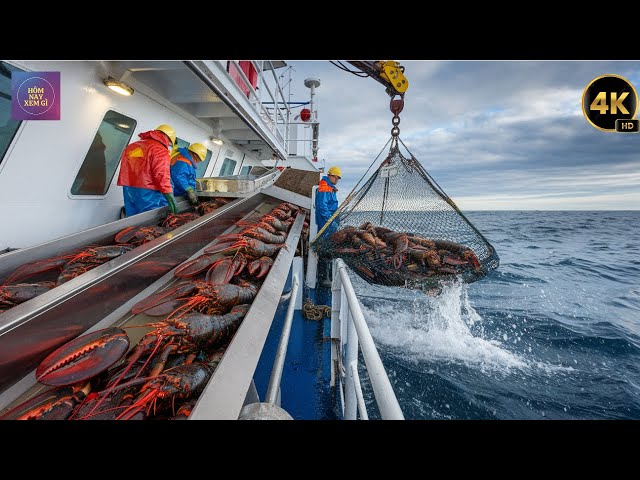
304,77,321,162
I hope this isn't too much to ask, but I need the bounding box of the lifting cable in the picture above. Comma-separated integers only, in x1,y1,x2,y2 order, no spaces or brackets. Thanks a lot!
311,137,392,244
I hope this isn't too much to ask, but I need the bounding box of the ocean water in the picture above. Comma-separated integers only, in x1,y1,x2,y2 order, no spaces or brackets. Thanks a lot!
351,211,640,420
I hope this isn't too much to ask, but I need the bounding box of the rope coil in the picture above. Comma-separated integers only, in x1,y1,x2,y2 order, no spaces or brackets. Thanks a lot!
302,299,331,321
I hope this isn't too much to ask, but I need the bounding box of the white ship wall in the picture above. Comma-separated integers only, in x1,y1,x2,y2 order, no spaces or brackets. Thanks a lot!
0,60,255,250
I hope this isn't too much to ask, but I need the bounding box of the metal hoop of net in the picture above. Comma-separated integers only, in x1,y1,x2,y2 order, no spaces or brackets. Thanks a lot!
312,138,500,293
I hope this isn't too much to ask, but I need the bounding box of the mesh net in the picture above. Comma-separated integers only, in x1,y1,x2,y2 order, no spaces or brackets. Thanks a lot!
312,138,499,293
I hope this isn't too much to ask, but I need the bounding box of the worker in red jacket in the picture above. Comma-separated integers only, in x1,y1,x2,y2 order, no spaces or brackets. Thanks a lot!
117,124,178,216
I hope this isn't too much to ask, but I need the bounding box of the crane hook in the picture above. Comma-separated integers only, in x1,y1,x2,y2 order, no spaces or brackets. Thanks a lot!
390,95,404,138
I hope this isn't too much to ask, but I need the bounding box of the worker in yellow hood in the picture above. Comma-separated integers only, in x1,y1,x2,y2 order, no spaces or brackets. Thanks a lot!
170,142,207,206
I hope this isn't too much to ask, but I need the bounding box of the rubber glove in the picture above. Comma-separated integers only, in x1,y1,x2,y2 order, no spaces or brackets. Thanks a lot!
163,192,178,214
185,187,199,206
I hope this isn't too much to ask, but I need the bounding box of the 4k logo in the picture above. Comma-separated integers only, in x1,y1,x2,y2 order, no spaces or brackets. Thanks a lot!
582,74,638,132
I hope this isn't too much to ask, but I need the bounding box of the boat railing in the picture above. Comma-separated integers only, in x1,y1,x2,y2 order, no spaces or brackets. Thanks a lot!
265,273,300,404
235,269,301,420
331,258,404,420
226,60,290,151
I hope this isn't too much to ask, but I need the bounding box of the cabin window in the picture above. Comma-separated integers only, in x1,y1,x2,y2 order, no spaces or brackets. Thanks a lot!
239,165,251,176
219,158,237,176
196,149,212,178
0,62,24,166
175,137,189,152
71,110,136,196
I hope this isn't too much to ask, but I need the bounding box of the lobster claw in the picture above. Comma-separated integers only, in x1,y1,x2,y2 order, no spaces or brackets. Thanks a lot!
202,234,245,256
114,226,140,244
174,254,216,278
131,282,199,316
205,253,247,285
204,257,237,285
0,382,92,420
36,327,130,386
247,256,274,279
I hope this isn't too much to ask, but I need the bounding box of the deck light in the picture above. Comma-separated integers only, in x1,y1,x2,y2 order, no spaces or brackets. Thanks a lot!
210,136,223,146
103,77,134,96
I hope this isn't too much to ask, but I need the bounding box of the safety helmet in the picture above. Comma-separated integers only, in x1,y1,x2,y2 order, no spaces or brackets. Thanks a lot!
155,124,176,146
188,143,207,162
327,166,342,178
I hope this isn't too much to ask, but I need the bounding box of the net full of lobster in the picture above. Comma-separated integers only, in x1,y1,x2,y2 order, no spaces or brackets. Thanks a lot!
311,140,500,293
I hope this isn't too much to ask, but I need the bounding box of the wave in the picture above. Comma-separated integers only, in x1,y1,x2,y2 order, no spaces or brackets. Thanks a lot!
358,280,573,376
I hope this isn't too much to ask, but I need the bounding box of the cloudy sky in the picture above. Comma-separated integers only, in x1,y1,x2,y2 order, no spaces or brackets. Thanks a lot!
283,60,640,211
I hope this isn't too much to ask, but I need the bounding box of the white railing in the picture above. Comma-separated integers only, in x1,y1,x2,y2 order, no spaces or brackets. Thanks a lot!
265,274,299,405
226,60,291,153
331,258,404,420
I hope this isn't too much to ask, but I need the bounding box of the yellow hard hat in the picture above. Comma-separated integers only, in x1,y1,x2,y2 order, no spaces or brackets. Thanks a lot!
170,145,180,159
188,143,207,162
155,124,176,146
327,166,342,178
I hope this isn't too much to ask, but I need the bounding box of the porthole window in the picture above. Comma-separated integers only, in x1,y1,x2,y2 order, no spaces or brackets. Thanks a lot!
71,110,136,195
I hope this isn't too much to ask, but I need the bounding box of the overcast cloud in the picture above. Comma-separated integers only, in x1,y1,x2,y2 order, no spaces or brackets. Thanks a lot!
284,60,640,210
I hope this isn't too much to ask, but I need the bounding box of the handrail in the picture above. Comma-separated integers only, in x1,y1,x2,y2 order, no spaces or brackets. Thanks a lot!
189,213,305,419
331,258,404,420
226,60,289,146
184,61,284,158
265,274,299,404
350,363,369,420
265,61,291,149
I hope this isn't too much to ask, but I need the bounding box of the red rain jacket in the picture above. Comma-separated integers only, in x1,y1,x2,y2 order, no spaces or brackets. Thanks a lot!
117,130,173,193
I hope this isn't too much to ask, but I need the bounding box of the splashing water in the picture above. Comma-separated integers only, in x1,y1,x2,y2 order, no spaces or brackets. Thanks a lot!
360,279,529,373
345,211,640,419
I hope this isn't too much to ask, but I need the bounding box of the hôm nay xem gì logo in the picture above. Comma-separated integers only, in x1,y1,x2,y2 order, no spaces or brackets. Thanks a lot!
11,71,61,120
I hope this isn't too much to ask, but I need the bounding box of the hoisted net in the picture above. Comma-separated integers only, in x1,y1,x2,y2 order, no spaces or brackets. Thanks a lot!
312,137,499,293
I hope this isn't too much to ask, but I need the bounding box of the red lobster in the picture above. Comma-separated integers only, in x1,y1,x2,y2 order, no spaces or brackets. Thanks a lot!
56,245,134,285
77,305,250,419
196,197,233,216
173,235,284,280
0,281,56,312
114,225,173,246
131,279,258,319
77,362,216,420
0,382,93,420
0,253,78,285
161,212,201,229
35,327,130,386
173,251,248,283
246,256,274,278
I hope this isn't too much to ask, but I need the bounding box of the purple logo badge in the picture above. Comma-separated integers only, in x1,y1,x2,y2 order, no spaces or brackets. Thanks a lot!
11,71,61,120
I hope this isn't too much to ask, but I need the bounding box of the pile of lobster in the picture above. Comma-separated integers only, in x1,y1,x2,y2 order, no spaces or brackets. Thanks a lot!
0,197,234,314
326,222,483,288
0,245,134,313
113,197,233,247
1,201,305,420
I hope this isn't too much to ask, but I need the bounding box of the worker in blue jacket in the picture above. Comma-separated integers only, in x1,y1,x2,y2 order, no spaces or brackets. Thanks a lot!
170,142,207,206
315,166,341,238
315,166,342,287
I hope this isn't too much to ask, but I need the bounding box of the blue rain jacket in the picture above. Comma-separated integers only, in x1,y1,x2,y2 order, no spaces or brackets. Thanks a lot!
170,147,198,197
315,175,339,237
122,186,168,216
